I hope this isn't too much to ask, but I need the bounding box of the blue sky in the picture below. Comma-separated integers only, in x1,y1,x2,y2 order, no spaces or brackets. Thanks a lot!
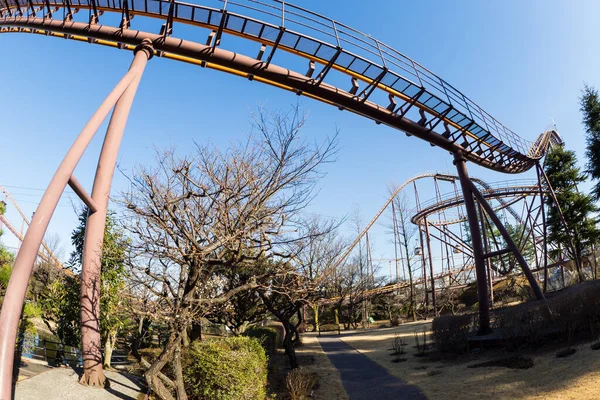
1,0,599,278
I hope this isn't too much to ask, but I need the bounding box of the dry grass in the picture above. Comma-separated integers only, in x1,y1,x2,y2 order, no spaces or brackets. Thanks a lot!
296,335,348,400
338,320,600,400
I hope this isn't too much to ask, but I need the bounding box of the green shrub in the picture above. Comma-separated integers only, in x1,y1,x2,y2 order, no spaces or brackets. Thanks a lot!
431,314,474,353
0,263,12,288
183,336,267,400
243,326,281,354
267,323,285,345
23,302,42,319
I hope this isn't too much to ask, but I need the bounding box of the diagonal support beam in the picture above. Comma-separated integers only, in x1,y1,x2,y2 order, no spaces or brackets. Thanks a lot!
469,179,545,301
68,175,98,213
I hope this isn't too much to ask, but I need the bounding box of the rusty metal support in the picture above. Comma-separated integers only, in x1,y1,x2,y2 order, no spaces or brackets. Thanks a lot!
0,42,149,399
79,39,153,387
478,203,494,305
424,220,437,315
418,226,429,313
453,151,490,334
468,179,546,302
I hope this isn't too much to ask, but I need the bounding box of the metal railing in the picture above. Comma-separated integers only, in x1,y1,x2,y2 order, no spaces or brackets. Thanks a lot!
0,0,562,172
18,334,131,367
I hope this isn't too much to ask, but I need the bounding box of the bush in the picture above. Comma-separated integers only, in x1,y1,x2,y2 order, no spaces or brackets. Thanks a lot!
286,367,318,400
184,336,267,400
23,302,42,319
243,326,281,354
431,314,474,353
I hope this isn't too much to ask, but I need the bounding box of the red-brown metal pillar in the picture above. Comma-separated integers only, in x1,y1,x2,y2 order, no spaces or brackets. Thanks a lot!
0,42,152,400
478,203,494,305
79,40,154,387
423,219,437,316
453,152,491,334
418,226,429,315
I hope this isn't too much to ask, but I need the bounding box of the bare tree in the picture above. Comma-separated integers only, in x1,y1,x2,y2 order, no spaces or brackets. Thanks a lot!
122,106,337,400
390,192,418,321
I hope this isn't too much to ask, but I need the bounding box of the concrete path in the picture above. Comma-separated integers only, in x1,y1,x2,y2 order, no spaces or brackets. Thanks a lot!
318,336,426,400
15,367,145,400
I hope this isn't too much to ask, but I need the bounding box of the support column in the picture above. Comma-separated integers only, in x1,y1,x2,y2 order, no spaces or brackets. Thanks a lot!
453,152,491,334
79,40,154,387
0,42,151,399
478,204,494,305
423,220,436,316
418,226,429,316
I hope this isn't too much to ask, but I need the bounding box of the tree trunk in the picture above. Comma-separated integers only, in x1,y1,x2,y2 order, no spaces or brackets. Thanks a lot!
312,304,320,332
282,321,299,369
103,330,117,369
172,341,188,400
188,321,202,342
131,316,150,362
144,333,181,400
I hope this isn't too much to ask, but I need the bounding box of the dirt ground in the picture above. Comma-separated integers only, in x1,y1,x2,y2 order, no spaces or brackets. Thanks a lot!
298,335,349,400
338,320,600,400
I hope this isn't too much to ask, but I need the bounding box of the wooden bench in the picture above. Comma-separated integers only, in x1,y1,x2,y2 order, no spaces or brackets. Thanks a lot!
318,324,341,336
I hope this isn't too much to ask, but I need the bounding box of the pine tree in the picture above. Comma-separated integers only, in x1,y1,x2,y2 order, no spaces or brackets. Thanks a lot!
581,85,600,199
544,145,599,281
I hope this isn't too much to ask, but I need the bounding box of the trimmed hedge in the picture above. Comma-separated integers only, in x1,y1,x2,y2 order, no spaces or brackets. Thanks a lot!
431,314,475,353
183,336,267,400
243,326,281,354
432,280,600,353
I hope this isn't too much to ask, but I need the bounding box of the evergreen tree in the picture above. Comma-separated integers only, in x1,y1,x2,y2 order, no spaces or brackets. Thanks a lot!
580,85,600,199
544,145,599,281
69,209,129,368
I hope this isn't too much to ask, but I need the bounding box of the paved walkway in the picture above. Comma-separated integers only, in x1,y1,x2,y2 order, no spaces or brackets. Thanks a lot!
318,336,426,400
15,367,145,400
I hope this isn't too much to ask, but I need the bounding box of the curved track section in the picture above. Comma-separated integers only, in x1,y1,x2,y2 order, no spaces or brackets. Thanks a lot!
411,181,541,226
1,0,561,173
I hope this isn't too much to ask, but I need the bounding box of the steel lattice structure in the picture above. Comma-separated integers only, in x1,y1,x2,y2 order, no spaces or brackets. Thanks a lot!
1,0,561,172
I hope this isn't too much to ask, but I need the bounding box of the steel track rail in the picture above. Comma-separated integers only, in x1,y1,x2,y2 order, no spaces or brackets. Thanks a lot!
411,185,542,226
0,0,561,173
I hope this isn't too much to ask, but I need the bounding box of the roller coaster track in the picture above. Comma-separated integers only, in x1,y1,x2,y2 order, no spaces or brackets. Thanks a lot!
1,0,562,173
330,172,524,272
411,181,542,226
323,263,477,304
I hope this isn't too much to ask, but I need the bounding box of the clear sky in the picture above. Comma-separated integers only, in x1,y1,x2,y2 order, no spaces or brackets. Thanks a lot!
1,0,599,277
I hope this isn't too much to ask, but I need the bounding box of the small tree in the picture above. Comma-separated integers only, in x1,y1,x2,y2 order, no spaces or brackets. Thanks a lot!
544,145,600,281
123,105,337,399
390,193,417,321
